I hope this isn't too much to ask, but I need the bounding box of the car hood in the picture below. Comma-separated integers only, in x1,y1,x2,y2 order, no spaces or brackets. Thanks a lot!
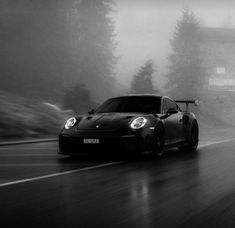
76,113,146,131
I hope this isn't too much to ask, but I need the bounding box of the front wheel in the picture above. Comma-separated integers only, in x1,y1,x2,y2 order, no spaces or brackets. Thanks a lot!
179,121,199,152
151,126,164,157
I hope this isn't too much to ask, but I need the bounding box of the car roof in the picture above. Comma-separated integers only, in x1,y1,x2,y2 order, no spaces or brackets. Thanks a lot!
110,94,163,99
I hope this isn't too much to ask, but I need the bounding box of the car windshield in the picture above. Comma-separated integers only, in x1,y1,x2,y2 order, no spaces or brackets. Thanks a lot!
96,96,161,114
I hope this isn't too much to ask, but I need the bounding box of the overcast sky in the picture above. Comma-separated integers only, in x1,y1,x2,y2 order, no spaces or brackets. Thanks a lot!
113,0,235,90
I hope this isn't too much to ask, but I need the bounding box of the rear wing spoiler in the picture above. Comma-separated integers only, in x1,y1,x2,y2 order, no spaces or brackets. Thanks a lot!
174,100,199,112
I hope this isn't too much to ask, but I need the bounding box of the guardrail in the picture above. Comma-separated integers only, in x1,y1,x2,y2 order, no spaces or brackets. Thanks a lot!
0,138,58,146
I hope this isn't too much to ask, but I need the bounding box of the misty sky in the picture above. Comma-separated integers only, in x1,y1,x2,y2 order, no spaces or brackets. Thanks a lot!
114,0,235,90
1,0,235,97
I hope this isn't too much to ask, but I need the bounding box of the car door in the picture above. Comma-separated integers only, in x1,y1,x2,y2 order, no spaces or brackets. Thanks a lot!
162,98,183,144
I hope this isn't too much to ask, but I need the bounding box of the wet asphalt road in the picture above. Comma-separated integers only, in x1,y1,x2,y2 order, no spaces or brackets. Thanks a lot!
0,140,235,228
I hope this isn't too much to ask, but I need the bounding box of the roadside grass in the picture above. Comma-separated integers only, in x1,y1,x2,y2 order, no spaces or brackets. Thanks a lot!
0,91,72,140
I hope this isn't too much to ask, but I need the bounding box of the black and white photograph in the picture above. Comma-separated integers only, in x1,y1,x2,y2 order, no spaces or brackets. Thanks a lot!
0,0,235,227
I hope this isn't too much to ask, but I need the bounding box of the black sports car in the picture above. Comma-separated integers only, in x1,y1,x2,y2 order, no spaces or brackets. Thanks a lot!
59,95,199,156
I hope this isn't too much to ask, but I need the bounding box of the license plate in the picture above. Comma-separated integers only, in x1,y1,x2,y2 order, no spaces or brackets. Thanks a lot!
83,139,100,144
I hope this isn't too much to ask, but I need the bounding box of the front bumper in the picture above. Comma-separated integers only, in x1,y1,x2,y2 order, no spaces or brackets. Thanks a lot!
59,133,147,155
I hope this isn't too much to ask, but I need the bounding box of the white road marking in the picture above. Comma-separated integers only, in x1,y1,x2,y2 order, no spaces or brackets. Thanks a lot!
199,138,235,148
0,162,122,188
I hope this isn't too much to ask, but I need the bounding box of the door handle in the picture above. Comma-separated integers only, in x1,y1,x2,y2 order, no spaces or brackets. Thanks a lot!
179,118,182,123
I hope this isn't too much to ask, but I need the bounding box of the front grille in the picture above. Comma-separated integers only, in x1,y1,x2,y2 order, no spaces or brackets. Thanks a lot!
75,130,118,138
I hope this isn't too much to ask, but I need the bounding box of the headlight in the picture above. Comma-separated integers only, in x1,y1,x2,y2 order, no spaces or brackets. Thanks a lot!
65,117,77,130
130,117,147,129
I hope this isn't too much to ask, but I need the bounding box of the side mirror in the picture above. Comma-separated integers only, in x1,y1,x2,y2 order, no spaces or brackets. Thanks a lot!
88,109,95,115
167,108,178,115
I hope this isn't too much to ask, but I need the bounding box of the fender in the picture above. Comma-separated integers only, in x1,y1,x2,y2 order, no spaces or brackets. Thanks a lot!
182,112,198,141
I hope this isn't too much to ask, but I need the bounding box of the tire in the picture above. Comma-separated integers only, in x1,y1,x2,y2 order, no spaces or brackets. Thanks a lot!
179,121,199,152
151,126,164,157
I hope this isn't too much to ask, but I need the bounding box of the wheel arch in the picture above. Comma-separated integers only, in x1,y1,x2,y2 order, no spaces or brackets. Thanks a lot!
184,114,199,142
155,120,164,132
154,120,165,141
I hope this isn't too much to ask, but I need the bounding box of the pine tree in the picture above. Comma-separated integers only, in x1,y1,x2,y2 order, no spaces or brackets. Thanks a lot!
130,60,156,94
71,0,118,101
166,9,206,99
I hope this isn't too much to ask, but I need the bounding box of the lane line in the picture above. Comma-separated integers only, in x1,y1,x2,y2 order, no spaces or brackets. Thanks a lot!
0,162,122,188
0,139,57,147
199,137,235,148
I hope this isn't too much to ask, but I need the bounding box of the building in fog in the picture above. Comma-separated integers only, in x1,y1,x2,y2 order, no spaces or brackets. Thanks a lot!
200,27,235,91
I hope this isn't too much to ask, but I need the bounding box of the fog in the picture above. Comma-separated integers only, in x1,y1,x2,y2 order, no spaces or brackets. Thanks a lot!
1,0,235,139
115,0,235,88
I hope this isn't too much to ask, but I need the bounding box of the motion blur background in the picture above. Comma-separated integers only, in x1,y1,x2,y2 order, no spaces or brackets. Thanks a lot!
1,0,235,140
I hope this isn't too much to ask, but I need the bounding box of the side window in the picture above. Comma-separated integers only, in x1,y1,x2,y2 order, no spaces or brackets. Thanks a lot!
162,99,168,114
162,98,177,113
